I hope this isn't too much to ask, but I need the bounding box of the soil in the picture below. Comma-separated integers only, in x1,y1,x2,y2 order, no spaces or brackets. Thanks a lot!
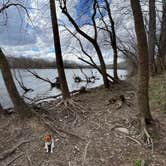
0,79,166,166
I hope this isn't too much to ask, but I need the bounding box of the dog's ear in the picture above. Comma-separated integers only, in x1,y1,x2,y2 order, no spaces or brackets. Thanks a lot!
43,135,49,142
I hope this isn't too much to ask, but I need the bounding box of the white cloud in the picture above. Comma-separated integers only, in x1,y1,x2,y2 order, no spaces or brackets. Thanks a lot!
2,0,155,64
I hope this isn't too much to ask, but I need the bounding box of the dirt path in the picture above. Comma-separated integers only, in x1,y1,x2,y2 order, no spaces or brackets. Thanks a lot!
0,79,166,166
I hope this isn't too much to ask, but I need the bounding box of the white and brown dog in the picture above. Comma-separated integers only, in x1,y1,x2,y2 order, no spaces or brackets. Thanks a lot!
43,134,55,153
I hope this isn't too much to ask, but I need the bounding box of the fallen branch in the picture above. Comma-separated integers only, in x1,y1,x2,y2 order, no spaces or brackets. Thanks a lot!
31,88,87,104
27,70,60,89
126,136,141,145
5,153,24,166
32,109,85,141
0,140,30,160
41,116,85,141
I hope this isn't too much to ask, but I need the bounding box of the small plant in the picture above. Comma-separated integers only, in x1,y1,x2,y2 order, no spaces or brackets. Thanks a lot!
133,159,142,166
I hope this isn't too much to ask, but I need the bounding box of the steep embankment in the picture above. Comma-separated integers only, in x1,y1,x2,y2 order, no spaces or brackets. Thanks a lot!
0,73,166,166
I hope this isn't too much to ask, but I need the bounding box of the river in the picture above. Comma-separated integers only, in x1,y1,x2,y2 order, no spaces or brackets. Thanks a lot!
0,69,127,108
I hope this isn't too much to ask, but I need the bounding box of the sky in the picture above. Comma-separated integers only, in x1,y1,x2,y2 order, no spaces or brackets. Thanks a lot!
1,0,159,64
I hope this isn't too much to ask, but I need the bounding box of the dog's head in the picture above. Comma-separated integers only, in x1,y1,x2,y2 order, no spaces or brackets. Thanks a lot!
43,134,52,142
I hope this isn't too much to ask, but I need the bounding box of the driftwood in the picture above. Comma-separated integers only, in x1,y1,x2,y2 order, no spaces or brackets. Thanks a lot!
30,87,87,104
80,68,99,83
73,74,82,83
27,70,60,89
0,140,30,160
73,70,99,84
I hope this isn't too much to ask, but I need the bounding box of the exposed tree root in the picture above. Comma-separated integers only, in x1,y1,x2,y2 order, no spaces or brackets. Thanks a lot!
42,117,85,141
140,127,154,152
32,110,85,141
56,98,87,116
0,140,30,160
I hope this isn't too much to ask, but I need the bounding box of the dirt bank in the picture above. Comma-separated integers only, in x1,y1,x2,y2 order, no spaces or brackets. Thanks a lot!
0,75,166,166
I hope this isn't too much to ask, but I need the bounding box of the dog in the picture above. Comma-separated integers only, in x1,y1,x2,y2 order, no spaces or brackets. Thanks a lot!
43,134,55,153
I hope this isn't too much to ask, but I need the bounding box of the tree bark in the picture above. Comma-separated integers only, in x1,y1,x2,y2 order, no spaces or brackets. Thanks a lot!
148,0,157,75
49,0,70,99
130,0,153,125
0,103,3,111
93,42,110,88
159,0,166,69
0,48,30,117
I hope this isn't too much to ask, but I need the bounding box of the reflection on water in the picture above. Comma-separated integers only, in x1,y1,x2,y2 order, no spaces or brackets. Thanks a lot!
0,69,127,108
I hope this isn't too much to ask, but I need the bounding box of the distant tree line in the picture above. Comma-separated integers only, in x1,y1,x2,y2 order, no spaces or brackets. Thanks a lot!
5,56,86,69
1,56,127,69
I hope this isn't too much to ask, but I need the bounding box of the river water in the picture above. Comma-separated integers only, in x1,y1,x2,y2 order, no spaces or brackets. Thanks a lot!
0,69,127,108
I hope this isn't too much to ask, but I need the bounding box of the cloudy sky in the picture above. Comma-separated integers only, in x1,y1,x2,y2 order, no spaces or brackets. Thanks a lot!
0,0,138,64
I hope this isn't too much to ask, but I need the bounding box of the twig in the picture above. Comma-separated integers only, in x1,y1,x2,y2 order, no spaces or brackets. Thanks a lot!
82,140,91,166
25,153,32,166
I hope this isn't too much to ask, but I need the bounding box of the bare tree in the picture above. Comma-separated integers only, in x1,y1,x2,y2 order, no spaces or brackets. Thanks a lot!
0,48,31,117
0,1,32,23
148,0,157,75
49,0,70,99
59,0,110,88
130,0,153,140
61,23,116,82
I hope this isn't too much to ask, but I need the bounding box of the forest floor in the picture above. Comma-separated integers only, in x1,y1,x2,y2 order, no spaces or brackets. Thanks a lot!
0,72,166,166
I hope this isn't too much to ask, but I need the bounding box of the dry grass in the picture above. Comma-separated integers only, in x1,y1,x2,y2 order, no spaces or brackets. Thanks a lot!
149,72,166,113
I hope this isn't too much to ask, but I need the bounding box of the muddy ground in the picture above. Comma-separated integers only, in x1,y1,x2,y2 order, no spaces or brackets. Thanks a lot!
0,75,166,166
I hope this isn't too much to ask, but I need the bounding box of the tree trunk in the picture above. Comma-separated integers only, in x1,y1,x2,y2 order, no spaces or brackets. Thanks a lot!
130,0,153,126
93,42,110,88
60,3,110,88
0,48,30,117
159,0,166,69
104,0,119,80
0,103,3,111
49,0,70,99
148,0,157,75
